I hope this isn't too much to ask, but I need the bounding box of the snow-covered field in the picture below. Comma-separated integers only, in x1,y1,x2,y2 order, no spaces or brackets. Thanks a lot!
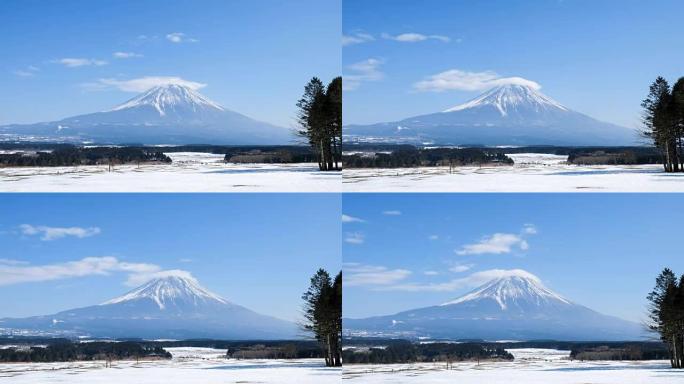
0,347,339,383
343,348,681,383
0,152,341,192
343,153,684,192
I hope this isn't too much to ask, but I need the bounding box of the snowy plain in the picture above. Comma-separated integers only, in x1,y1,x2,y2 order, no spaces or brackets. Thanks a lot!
0,152,341,192
342,348,682,383
0,347,340,384
343,153,684,192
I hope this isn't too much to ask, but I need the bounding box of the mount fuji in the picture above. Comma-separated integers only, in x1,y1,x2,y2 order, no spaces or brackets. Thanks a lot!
344,270,644,341
344,84,637,146
0,84,291,145
0,274,299,340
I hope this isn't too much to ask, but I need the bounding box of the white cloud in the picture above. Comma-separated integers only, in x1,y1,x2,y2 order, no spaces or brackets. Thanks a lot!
413,69,541,93
166,32,198,43
344,58,384,91
449,263,474,273
344,263,412,287
343,32,375,46
0,256,160,286
342,214,365,223
83,76,207,92
382,32,451,43
178,258,194,263
455,225,537,256
13,66,39,77
344,232,365,245
53,58,108,67
123,269,193,287
20,224,101,241
383,268,540,292
113,51,143,59
382,210,402,216
424,270,439,276
523,224,538,235
456,233,527,255
0,258,29,266
428,235,439,240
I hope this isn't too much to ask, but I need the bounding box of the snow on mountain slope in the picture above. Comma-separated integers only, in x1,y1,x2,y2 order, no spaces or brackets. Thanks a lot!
0,84,291,144
443,84,567,115
344,84,636,146
344,270,644,341
0,274,299,340
440,270,571,310
110,84,225,115
102,273,228,309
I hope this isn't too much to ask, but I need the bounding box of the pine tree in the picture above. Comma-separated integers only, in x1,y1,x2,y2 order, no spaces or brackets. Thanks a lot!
647,268,684,368
641,77,682,172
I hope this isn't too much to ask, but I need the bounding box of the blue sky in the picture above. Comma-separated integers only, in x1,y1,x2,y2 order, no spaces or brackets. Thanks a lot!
0,0,340,127
343,194,684,322
343,0,684,128
0,194,340,322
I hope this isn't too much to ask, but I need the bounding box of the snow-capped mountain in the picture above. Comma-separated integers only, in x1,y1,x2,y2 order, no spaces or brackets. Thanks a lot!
0,84,291,144
345,84,636,146
0,274,299,340
344,270,643,341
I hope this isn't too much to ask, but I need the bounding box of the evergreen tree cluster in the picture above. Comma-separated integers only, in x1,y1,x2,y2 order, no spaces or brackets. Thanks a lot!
296,77,342,171
641,76,684,172
301,269,342,367
647,268,684,368
0,341,171,363
343,147,513,168
342,341,513,364
0,147,170,167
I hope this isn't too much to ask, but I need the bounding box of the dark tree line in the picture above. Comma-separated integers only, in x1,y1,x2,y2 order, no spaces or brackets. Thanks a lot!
647,268,684,368
641,76,684,172
343,341,513,364
302,269,342,367
0,341,170,363
297,77,342,171
343,148,513,168
0,147,170,167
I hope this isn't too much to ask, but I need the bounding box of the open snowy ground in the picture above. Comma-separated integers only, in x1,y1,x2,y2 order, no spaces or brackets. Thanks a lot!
343,153,684,192
342,348,681,383
0,152,341,192
0,347,340,383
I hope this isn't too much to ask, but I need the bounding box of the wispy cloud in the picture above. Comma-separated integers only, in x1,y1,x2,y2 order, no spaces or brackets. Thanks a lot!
428,235,439,240
20,224,101,241
382,32,451,43
53,58,108,67
166,32,198,43
0,256,160,287
343,32,375,46
13,66,39,77
0,258,29,266
344,232,365,245
449,263,474,273
413,69,541,92
383,268,539,292
344,58,384,91
424,270,439,276
382,210,402,216
344,262,412,287
178,258,194,263
81,76,206,92
113,51,143,59
123,269,193,287
342,214,365,223
455,225,537,255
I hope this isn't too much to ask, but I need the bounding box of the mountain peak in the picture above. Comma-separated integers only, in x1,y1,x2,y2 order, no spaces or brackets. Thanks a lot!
101,272,228,309
443,83,567,116
440,270,571,310
109,83,225,116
